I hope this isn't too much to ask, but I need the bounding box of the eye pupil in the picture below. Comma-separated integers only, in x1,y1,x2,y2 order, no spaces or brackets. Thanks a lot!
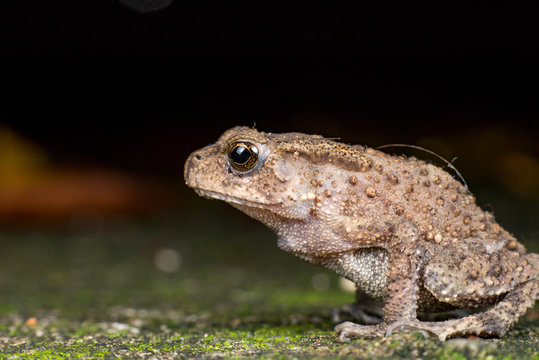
227,141,259,171
230,145,251,164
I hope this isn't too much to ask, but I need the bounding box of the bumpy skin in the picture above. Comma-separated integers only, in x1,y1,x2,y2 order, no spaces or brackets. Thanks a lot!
184,126,539,341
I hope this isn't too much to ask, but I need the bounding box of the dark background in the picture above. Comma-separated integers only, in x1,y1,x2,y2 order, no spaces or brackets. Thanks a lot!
2,4,539,356
1,2,539,222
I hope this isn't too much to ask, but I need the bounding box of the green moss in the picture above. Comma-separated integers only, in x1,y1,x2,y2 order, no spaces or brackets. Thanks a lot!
5,347,109,360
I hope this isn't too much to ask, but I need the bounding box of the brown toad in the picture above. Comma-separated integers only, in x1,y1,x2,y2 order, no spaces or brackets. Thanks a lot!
183,126,539,341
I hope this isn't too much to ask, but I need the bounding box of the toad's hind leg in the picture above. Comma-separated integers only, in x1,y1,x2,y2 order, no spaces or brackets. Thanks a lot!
389,279,539,341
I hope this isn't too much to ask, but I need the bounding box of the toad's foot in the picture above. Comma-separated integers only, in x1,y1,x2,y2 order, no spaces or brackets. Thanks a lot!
385,319,449,340
335,321,387,342
385,317,501,342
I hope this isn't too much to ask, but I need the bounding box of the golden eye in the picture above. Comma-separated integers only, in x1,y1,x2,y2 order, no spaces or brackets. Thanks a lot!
227,141,259,172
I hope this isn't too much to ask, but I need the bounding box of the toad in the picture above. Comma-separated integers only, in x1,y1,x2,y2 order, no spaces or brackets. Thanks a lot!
184,126,539,341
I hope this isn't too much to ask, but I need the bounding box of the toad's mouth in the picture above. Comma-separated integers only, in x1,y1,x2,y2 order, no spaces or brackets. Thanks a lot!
194,189,282,208
194,188,310,221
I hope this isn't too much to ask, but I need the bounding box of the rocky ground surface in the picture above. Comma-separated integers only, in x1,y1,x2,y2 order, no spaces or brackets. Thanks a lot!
0,188,538,359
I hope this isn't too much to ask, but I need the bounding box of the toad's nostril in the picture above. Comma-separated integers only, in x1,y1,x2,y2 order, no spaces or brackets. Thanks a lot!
195,154,202,161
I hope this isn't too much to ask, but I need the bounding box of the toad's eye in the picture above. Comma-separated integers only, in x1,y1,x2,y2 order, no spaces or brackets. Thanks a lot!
227,141,259,172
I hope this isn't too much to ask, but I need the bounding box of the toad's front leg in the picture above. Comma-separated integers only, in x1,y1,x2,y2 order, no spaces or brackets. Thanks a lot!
335,228,421,341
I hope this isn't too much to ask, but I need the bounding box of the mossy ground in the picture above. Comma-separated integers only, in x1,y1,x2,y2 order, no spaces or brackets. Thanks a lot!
1,189,539,359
